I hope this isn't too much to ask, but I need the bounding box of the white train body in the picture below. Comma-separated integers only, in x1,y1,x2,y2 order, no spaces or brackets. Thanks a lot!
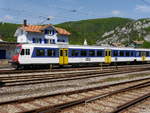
11,44,150,68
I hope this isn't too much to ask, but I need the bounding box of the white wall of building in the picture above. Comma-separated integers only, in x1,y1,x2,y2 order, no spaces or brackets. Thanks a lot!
15,26,69,44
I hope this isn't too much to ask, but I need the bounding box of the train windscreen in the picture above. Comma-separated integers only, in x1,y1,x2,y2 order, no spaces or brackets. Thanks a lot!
14,46,21,55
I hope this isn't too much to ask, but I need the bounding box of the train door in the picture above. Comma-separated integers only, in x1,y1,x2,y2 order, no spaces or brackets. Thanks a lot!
59,48,68,65
141,51,146,61
105,49,111,63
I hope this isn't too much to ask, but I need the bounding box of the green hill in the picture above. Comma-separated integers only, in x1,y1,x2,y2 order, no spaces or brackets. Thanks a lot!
0,22,20,42
0,17,132,44
96,18,150,48
56,17,133,45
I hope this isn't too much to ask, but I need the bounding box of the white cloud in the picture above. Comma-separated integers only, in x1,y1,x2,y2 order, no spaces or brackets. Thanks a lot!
135,5,150,13
3,15,13,21
111,10,121,16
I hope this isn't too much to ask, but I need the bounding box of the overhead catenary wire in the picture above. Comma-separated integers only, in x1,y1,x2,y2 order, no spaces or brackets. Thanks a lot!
37,4,100,25
0,6,82,24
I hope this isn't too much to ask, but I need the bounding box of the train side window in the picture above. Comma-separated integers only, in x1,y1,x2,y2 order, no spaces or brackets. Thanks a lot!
36,49,45,56
130,51,134,56
64,50,68,56
120,51,124,56
142,52,146,56
26,49,30,55
113,51,118,57
97,50,103,56
126,51,130,57
71,50,79,57
139,51,142,56
89,50,95,57
60,50,63,56
47,49,55,57
146,51,149,56
21,49,25,55
136,51,140,57
81,50,87,57
105,51,107,56
109,51,111,56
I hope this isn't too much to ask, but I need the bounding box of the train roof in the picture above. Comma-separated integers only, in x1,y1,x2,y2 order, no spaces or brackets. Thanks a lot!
19,44,150,51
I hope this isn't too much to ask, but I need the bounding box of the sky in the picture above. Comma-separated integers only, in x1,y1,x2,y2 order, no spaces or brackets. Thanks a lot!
0,0,150,24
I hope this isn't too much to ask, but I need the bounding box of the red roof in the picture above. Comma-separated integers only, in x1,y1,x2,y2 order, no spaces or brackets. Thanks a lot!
55,27,71,35
20,24,71,35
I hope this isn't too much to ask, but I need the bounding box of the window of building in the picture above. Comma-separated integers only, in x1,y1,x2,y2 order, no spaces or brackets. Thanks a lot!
52,39,55,44
52,30,55,35
36,49,45,56
89,50,95,57
39,38,42,43
45,30,48,34
50,39,52,44
97,50,103,57
35,39,39,43
49,30,53,35
80,50,87,57
32,38,35,43
20,30,23,35
44,29,55,35
44,39,48,44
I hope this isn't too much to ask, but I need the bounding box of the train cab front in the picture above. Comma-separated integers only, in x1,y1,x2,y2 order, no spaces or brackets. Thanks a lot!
11,44,22,69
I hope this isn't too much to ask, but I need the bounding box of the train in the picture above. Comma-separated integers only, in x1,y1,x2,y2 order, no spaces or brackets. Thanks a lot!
11,43,150,69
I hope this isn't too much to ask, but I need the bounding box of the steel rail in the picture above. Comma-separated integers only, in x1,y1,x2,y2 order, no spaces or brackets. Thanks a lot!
111,93,150,113
1,68,149,87
0,77,150,106
25,80,150,113
0,63,150,75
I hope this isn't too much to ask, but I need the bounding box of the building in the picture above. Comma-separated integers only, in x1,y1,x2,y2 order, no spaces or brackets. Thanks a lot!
14,20,71,44
0,37,17,59
0,41,17,59
0,38,17,66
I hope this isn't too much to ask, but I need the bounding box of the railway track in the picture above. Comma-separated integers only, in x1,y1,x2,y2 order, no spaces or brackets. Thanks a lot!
1,64,150,87
111,93,150,113
0,65,111,74
0,64,150,113
0,78,149,113
0,63,150,75
41,79,150,113
120,97,150,113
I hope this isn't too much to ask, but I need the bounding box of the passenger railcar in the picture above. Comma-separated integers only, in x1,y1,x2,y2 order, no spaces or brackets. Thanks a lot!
11,44,150,69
